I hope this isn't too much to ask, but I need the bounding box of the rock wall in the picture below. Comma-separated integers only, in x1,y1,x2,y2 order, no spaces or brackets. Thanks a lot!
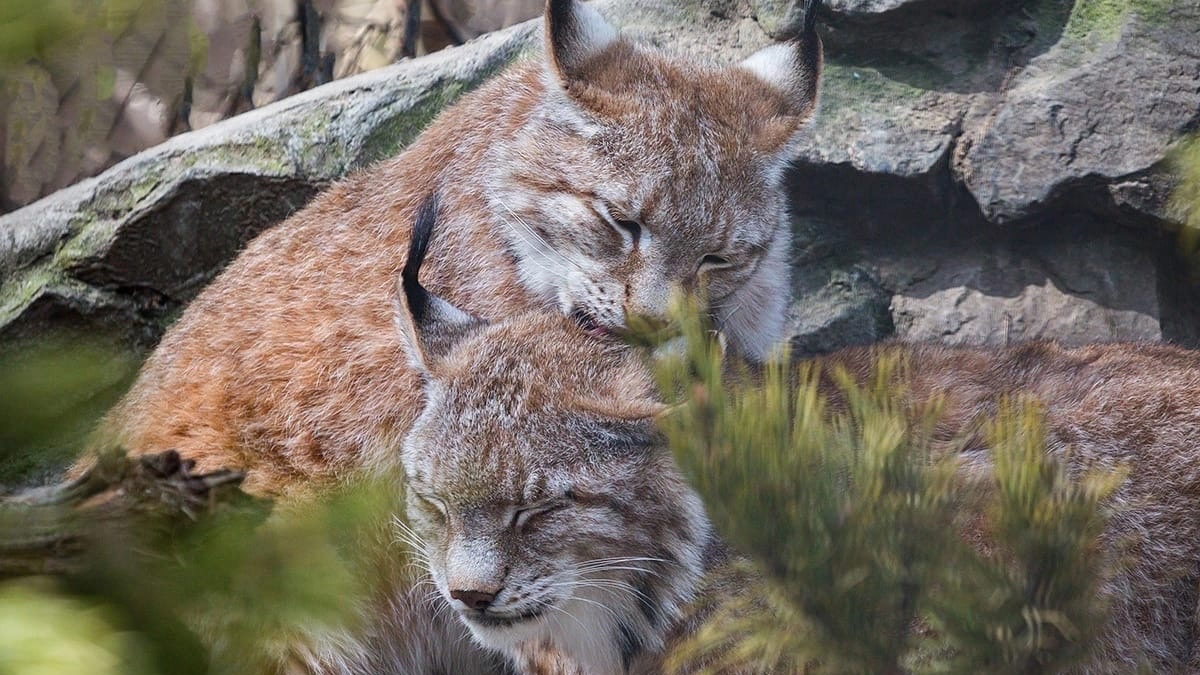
0,0,542,214
2,0,1198,355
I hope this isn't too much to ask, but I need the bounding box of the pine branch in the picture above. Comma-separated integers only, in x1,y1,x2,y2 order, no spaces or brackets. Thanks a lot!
0,450,261,579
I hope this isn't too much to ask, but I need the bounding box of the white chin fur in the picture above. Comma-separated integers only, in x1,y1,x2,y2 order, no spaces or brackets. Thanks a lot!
462,614,546,651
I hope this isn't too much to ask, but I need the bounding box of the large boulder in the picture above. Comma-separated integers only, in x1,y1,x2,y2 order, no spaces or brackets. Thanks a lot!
0,23,536,345
2,0,1198,354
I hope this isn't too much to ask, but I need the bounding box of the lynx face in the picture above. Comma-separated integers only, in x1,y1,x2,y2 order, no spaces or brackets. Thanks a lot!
394,199,710,674
402,349,705,666
488,1,822,360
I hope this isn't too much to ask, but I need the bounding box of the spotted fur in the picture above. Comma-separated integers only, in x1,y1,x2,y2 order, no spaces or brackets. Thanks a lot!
84,0,823,498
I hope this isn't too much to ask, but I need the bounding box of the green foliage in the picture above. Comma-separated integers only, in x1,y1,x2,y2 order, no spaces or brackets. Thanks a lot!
0,469,412,675
0,577,155,675
930,402,1122,674
0,0,85,67
0,0,179,71
657,309,1123,673
0,336,141,485
1172,135,1200,276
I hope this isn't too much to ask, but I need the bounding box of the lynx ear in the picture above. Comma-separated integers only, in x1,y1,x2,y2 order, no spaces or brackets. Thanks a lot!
739,0,823,123
393,194,484,374
544,0,618,85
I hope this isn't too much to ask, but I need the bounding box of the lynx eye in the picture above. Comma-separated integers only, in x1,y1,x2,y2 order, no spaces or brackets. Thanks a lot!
511,499,569,531
601,210,642,249
416,493,447,519
700,254,732,270
614,219,642,244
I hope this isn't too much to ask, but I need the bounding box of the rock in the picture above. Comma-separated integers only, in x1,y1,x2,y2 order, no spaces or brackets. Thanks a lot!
883,223,1163,345
788,261,894,357
954,1,1200,224
0,24,536,345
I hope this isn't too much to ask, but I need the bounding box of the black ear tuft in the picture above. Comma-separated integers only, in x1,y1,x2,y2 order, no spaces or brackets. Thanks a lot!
802,0,822,38
798,0,823,80
402,193,439,325
393,192,484,373
738,0,824,123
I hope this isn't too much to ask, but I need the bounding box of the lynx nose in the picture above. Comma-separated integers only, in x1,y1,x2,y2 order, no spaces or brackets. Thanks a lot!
451,588,498,611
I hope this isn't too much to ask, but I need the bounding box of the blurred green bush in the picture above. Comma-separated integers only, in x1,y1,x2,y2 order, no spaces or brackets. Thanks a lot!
657,311,1122,674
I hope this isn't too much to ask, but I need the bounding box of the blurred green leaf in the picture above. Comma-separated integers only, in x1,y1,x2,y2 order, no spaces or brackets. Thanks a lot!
0,336,141,486
657,304,1122,673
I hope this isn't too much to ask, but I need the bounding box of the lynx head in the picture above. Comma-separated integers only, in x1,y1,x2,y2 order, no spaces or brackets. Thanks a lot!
395,197,709,670
488,0,823,361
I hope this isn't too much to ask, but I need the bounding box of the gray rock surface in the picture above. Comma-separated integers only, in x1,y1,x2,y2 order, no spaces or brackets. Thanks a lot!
882,225,1163,345
0,23,536,344
1,0,1199,354
954,2,1200,224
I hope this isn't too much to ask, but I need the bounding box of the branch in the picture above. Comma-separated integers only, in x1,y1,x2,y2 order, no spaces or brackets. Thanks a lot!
0,450,261,579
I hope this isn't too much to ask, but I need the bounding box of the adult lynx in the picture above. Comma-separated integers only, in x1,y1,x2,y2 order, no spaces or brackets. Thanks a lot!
92,0,824,496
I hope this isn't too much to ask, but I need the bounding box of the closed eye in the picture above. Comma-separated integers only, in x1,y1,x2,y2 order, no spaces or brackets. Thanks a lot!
700,254,732,270
415,493,447,519
598,205,642,249
511,498,571,531
613,219,642,246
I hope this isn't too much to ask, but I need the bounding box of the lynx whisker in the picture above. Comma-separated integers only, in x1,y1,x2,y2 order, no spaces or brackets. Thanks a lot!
489,194,572,266
545,599,592,635
576,555,671,568
550,578,653,610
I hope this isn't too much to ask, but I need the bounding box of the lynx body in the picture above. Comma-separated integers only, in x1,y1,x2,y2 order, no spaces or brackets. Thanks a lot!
367,201,1200,674
400,333,1200,675
93,0,823,496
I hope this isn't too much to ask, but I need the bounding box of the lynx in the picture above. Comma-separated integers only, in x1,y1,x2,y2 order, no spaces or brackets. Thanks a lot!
396,325,1200,675
89,0,824,497
392,197,729,675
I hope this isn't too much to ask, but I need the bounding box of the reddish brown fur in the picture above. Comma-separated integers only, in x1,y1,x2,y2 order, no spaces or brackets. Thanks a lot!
93,68,543,496
89,30,819,498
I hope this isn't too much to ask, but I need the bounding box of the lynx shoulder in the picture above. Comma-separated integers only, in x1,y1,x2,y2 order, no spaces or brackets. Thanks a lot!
90,0,824,496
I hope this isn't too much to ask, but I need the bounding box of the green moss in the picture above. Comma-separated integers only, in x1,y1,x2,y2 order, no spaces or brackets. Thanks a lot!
357,82,464,167
55,215,120,269
356,53,523,168
1062,0,1173,43
183,138,295,175
816,61,929,124
0,262,65,326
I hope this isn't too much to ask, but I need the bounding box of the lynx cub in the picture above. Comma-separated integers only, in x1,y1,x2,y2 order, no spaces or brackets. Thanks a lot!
394,198,726,675
93,0,824,496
